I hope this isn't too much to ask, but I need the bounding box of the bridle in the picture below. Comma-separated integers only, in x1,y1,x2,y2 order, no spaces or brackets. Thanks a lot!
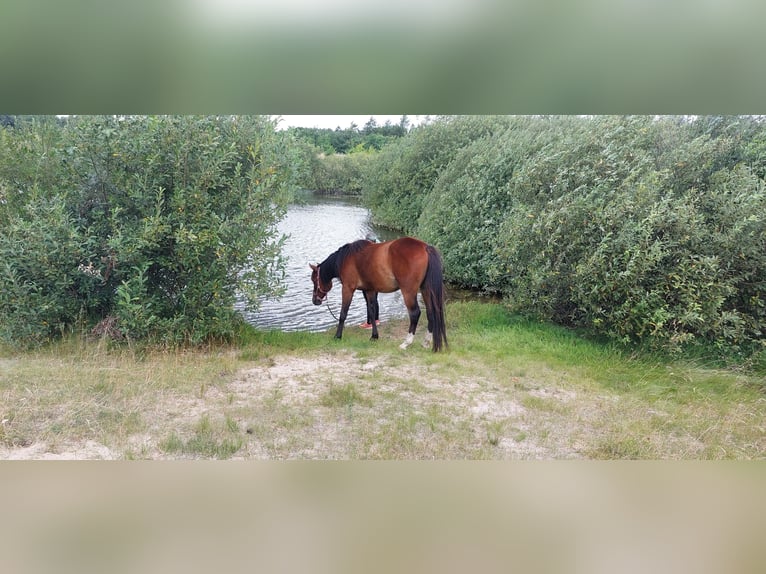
312,264,339,320
313,264,330,302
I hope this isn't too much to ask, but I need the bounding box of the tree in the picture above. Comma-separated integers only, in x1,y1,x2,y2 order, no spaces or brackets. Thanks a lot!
363,116,378,134
398,114,410,133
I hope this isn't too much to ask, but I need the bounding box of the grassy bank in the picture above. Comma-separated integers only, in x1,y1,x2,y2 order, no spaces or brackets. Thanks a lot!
1,302,763,459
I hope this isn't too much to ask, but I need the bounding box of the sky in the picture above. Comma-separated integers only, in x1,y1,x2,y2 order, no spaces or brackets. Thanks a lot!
275,115,426,131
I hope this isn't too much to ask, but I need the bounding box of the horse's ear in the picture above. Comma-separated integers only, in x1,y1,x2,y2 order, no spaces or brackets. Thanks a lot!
309,263,317,271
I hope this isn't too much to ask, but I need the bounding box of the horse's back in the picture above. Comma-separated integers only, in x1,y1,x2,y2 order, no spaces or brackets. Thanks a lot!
339,237,427,293
394,236,427,248
387,237,428,257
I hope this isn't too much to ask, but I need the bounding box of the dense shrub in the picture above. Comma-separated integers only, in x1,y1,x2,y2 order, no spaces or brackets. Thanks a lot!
0,115,297,346
364,115,766,354
0,195,95,344
0,116,66,225
303,149,375,195
418,116,575,290
362,115,513,233
497,118,766,351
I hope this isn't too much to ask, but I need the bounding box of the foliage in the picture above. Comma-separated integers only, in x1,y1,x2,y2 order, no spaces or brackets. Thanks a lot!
496,117,766,352
0,116,67,224
418,116,561,290
289,116,411,195
301,149,376,195
362,115,513,233
0,195,93,344
287,115,409,154
0,115,296,346
363,115,766,356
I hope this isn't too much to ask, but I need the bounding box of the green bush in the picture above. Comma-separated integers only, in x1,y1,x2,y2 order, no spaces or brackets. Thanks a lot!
0,195,93,344
418,116,567,290
0,115,295,346
495,118,766,351
364,115,766,355
362,115,512,233
306,150,375,195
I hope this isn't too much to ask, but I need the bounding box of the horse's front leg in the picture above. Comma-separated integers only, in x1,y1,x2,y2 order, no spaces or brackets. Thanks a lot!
364,290,380,340
334,286,354,339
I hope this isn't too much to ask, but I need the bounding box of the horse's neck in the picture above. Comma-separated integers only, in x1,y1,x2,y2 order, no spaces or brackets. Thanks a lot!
320,252,340,283
321,240,371,283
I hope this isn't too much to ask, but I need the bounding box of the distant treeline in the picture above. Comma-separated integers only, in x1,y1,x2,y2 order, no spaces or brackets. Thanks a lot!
290,116,415,194
287,115,411,155
361,115,766,362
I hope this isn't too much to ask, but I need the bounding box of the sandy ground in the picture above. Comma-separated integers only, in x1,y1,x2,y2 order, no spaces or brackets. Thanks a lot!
1,350,595,460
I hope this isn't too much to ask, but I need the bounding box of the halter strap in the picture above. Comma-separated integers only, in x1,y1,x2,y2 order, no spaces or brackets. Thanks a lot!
315,264,330,298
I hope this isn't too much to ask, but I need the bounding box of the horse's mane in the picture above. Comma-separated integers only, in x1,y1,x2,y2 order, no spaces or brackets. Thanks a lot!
319,239,372,284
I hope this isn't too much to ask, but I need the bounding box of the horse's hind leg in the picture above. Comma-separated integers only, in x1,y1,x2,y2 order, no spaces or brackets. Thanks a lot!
400,290,420,350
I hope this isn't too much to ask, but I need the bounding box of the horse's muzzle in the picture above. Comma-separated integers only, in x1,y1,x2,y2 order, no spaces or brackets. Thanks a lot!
312,294,325,306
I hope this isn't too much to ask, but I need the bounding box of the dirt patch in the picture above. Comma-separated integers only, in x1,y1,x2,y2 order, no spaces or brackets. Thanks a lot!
224,352,586,459
0,440,114,460
0,351,605,459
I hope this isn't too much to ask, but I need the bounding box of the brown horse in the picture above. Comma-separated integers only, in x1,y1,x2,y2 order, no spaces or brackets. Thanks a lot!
310,237,447,352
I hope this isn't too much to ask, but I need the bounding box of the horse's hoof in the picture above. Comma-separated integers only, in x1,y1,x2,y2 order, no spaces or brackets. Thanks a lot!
399,333,414,350
422,332,433,349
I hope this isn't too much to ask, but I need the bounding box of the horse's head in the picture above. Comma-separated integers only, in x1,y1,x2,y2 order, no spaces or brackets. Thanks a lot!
309,263,331,305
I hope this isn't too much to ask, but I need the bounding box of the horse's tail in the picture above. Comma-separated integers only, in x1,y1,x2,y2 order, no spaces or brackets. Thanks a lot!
424,244,448,352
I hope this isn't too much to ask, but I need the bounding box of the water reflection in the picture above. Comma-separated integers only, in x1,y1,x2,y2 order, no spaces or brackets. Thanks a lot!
241,194,406,332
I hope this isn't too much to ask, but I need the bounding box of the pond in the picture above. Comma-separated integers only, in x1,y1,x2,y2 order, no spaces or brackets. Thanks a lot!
240,193,407,332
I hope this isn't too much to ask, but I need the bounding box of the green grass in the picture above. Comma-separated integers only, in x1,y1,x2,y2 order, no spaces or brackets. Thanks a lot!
320,383,372,408
0,337,241,456
1,301,763,459
159,414,244,459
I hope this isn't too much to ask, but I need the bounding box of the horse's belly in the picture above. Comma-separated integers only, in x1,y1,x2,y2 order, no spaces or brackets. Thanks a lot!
359,276,399,293
378,279,400,293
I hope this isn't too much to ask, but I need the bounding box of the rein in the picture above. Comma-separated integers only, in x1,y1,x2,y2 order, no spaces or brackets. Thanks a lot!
324,299,339,322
